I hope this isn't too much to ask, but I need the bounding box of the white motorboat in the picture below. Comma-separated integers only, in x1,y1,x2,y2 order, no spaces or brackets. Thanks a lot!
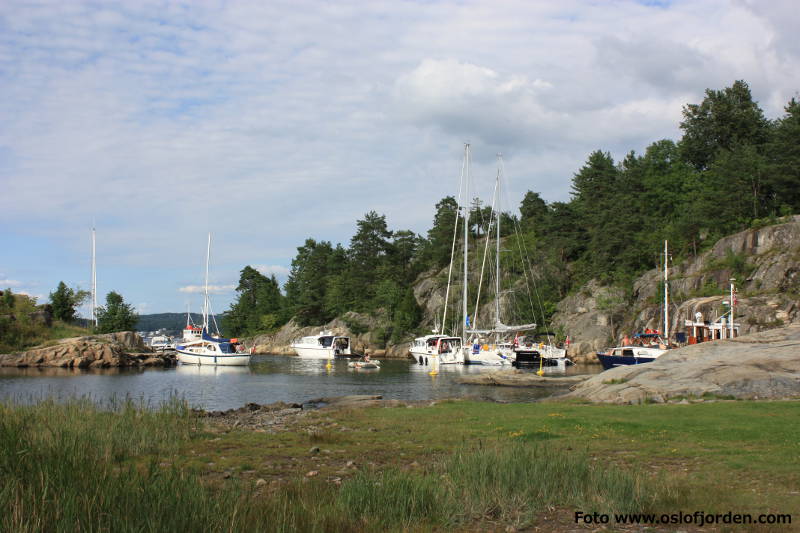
149,335,176,352
410,335,464,365
290,331,351,359
176,234,251,367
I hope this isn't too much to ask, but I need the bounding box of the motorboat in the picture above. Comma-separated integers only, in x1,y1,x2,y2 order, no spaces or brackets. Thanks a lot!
596,334,668,370
290,331,351,359
510,336,572,368
409,335,463,365
149,335,175,352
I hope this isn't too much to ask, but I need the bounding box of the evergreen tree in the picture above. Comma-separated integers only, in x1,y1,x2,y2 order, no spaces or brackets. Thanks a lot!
679,80,769,171
284,239,337,325
348,211,392,307
422,196,459,268
49,281,88,323
764,98,800,213
519,190,547,230
223,266,285,337
96,292,138,333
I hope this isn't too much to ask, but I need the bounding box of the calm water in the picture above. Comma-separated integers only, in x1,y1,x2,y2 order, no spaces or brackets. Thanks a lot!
0,355,602,411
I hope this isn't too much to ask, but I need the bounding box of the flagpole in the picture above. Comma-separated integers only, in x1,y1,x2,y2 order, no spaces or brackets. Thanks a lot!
729,278,735,338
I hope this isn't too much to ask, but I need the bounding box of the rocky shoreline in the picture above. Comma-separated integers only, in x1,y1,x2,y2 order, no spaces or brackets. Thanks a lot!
194,395,418,432
565,324,800,404
0,331,176,368
457,371,590,388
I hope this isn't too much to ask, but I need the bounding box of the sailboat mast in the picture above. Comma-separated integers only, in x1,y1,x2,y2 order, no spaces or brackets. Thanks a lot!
91,227,97,327
494,157,501,334
663,240,669,344
203,233,211,331
462,143,470,341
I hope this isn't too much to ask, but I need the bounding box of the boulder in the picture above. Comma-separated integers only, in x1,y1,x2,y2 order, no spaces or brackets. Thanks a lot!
565,324,800,403
0,333,175,368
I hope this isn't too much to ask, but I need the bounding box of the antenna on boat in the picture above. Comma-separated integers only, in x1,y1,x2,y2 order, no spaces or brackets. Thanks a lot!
203,233,211,333
90,225,98,328
462,143,470,342
663,240,669,345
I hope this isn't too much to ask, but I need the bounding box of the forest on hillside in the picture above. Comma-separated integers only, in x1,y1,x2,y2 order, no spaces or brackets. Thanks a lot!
221,81,800,344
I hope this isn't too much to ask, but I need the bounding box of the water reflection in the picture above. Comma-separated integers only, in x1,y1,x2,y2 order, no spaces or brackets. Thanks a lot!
175,365,251,376
0,355,603,411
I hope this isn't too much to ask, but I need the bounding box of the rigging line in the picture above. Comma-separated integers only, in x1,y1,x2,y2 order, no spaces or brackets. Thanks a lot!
512,216,555,345
441,150,466,337
471,200,496,334
472,166,500,335
498,162,553,344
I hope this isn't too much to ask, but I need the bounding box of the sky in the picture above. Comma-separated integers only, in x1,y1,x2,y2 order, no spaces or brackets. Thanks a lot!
1,0,798,316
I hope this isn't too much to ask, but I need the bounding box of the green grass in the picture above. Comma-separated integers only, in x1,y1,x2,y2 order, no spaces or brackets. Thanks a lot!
2,398,798,531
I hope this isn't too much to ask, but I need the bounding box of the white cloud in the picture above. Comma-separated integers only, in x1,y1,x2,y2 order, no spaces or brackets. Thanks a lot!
178,285,235,295
0,279,24,287
255,265,290,278
0,0,798,312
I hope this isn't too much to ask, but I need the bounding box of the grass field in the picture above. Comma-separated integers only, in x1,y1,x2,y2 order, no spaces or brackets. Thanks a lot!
1,397,797,531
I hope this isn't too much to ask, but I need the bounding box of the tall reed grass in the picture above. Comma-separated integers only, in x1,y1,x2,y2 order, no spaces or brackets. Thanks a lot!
0,398,676,531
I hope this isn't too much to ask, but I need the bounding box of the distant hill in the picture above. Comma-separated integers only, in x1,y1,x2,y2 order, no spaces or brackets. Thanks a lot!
136,313,222,333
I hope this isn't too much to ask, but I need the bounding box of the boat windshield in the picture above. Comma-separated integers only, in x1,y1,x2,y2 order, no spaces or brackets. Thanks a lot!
319,336,334,347
218,342,236,354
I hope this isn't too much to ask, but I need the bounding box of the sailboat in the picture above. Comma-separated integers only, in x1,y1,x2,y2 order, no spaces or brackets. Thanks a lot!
463,155,569,367
175,234,251,366
596,240,671,370
409,144,475,365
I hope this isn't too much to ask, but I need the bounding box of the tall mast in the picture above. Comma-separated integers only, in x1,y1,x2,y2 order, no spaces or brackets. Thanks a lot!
91,226,97,327
462,143,470,341
663,240,669,344
494,155,502,332
203,233,211,331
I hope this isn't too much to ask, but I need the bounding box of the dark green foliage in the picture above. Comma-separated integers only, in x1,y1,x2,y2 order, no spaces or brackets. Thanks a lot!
420,196,459,268
679,80,769,171
48,281,88,323
96,291,138,333
223,266,285,337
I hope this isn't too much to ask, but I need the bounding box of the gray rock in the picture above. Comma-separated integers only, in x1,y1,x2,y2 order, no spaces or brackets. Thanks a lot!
566,324,800,403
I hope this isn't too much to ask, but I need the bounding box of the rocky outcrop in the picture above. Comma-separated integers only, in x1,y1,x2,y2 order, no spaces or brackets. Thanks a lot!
249,312,412,359
458,371,589,388
565,324,800,404
0,332,175,368
552,216,800,359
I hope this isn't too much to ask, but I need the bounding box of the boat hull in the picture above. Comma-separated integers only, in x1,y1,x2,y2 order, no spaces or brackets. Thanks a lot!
292,345,350,359
596,353,656,370
176,350,251,366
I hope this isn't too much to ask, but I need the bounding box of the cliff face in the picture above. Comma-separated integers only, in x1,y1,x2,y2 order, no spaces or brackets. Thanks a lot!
552,216,800,358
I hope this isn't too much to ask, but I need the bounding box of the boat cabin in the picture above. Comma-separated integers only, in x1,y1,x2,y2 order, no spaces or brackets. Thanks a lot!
684,315,739,343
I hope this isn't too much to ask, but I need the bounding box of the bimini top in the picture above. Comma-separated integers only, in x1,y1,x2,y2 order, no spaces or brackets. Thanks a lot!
634,333,662,339
202,328,231,343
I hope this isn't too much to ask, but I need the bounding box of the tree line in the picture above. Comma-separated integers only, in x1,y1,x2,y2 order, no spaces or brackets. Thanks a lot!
217,81,799,342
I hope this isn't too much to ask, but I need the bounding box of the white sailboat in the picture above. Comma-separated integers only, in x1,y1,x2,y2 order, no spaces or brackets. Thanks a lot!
410,144,475,365
176,234,251,366
463,156,533,365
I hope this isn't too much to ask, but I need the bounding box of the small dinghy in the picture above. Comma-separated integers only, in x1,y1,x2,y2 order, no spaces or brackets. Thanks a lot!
348,357,380,370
